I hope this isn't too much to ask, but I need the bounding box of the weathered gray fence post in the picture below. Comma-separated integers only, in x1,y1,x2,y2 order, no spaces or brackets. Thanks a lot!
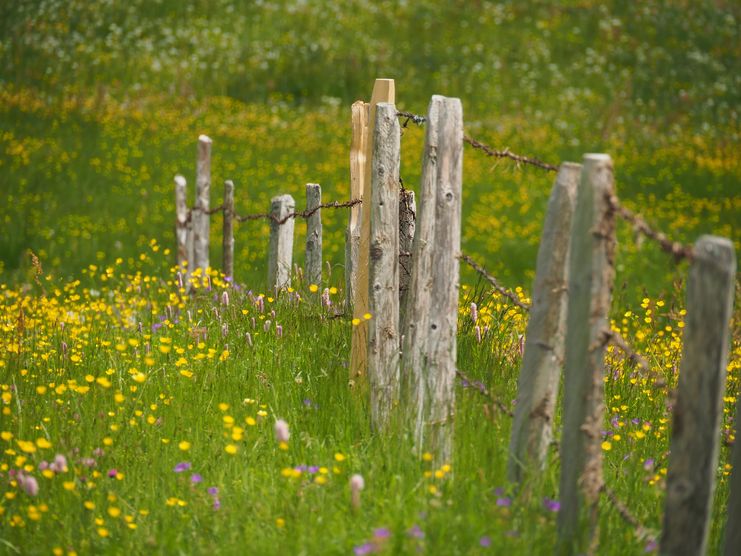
267,194,295,290
399,189,416,325
194,135,212,275
346,101,368,312
175,175,189,274
222,180,235,280
305,183,322,287
508,162,580,484
557,154,616,554
368,103,401,431
400,95,463,464
725,391,741,556
661,236,736,556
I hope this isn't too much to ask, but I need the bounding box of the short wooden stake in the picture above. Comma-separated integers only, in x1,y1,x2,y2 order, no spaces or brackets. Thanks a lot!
305,183,322,287
367,103,401,431
222,180,235,280
400,95,463,464
267,194,295,290
557,154,616,554
725,390,741,556
175,175,189,274
508,162,580,483
661,236,736,556
194,134,212,275
346,101,368,312
350,78,395,382
399,189,416,326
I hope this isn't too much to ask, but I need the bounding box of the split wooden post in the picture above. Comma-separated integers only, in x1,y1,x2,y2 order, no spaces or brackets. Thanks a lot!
267,194,296,290
305,183,322,287
367,103,401,431
194,134,212,276
400,95,463,464
399,189,416,326
350,78,395,382
175,175,189,274
222,180,235,280
557,154,616,554
661,236,736,556
346,101,369,312
508,162,580,483
725,391,741,556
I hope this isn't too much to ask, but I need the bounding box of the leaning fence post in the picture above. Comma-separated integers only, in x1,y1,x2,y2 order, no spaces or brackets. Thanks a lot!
346,101,369,312
367,103,401,431
725,390,741,556
661,236,736,556
175,175,189,274
557,154,616,554
194,134,212,276
399,189,416,327
350,78,395,383
305,183,322,287
400,95,463,464
223,180,235,280
267,194,296,291
508,162,580,484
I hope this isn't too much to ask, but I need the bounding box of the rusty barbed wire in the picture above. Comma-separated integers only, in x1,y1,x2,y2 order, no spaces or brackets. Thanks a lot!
456,368,514,417
396,110,427,127
602,485,655,546
463,136,559,173
606,194,693,263
458,253,531,311
231,199,362,224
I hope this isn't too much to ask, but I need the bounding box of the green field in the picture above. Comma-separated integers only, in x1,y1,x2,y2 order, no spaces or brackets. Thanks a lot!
1,1,740,554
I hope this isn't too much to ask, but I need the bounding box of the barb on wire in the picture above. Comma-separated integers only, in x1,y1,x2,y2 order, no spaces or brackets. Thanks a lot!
463,136,559,173
458,253,530,311
607,195,693,263
235,199,362,225
396,110,427,127
456,368,513,417
602,485,655,544
599,328,667,388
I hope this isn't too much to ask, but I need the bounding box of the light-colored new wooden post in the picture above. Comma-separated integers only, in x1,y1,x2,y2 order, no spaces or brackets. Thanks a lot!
194,134,212,275
346,101,369,312
661,236,736,556
400,95,463,464
175,175,189,272
267,194,295,290
399,189,416,325
305,183,322,287
367,103,401,431
350,79,395,382
222,180,235,280
557,154,616,554
508,163,580,484
725,391,741,556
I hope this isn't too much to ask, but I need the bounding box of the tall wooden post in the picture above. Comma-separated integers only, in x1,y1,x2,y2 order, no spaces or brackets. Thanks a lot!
661,236,736,556
367,103,401,431
194,134,212,275
305,183,322,287
399,189,416,327
175,175,189,273
350,78,395,382
557,154,616,554
222,180,235,280
400,95,463,464
508,162,580,483
267,195,295,290
346,101,368,312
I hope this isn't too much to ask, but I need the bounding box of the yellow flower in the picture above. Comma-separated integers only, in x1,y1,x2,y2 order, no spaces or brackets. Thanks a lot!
97,527,109,538
225,444,238,455
334,453,346,462
132,372,147,384
351,318,361,326
84,501,95,510
422,452,433,462
275,518,285,528
108,507,121,518
178,441,191,451
36,437,52,449
309,284,319,293
363,313,372,320
601,441,612,451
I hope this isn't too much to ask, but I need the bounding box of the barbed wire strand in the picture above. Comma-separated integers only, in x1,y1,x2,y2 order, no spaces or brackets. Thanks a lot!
458,253,531,311
231,199,362,224
456,368,514,417
602,485,654,543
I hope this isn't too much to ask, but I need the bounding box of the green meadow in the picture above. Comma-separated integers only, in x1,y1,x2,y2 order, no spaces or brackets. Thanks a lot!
0,1,739,554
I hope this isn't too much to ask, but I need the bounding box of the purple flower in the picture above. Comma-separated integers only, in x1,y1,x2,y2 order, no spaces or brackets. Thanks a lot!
407,525,425,539
308,466,319,474
643,458,655,470
496,497,512,507
190,473,203,484
107,469,118,478
373,528,391,539
479,536,492,548
173,462,191,473
644,539,658,553
353,543,375,556
207,486,219,497
543,497,560,512
212,498,221,511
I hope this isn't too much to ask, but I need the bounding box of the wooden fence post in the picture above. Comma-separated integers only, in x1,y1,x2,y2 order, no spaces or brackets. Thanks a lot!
350,79,395,383
305,183,322,287
223,180,235,280
267,194,295,290
399,189,416,326
346,101,369,312
725,391,741,556
557,154,616,554
661,235,736,556
508,162,580,483
400,95,463,464
194,134,212,276
175,175,189,275
367,103,401,431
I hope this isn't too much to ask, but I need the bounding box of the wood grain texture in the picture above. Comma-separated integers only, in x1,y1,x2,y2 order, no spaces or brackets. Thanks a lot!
346,101,368,312
305,183,322,287
399,189,416,327
267,194,295,290
175,175,188,272
194,135,212,274
222,180,235,280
